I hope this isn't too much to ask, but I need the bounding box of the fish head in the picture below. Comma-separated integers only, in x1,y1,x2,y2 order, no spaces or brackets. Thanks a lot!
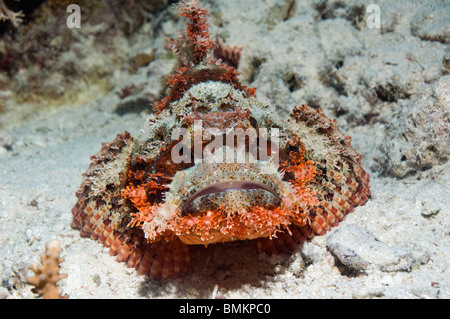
123,81,318,245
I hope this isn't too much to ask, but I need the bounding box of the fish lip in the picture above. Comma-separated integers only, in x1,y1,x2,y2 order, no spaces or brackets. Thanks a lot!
182,180,281,209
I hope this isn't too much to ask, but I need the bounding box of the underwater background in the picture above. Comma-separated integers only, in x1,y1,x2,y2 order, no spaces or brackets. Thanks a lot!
0,0,448,298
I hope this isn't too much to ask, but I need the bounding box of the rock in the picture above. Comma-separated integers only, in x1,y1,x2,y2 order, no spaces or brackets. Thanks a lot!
317,18,363,64
381,76,450,178
380,0,421,34
326,224,416,272
314,0,368,30
242,13,326,119
337,39,446,103
411,3,450,44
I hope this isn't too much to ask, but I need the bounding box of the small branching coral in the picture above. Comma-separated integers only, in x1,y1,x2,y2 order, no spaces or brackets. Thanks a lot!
27,240,69,299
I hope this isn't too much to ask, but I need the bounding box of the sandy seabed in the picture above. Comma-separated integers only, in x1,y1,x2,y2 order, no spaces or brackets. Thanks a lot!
0,0,448,298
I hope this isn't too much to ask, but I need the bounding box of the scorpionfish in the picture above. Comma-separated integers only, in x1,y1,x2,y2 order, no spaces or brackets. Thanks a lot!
72,0,371,280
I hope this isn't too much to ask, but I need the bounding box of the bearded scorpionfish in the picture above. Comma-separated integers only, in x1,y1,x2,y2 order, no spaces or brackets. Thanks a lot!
71,0,371,280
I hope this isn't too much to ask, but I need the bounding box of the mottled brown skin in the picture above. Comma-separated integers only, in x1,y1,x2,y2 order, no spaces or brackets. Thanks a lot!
71,132,191,279
71,104,371,280
71,0,371,280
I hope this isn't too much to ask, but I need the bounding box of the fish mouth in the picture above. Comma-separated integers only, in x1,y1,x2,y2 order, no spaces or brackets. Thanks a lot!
182,179,282,215
140,161,304,245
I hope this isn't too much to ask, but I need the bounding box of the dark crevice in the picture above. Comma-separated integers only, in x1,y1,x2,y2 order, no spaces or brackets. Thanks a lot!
247,57,266,83
284,73,304,92
375,83,411,102
330,252,365,278
283,0,296,21
114,97,152,115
